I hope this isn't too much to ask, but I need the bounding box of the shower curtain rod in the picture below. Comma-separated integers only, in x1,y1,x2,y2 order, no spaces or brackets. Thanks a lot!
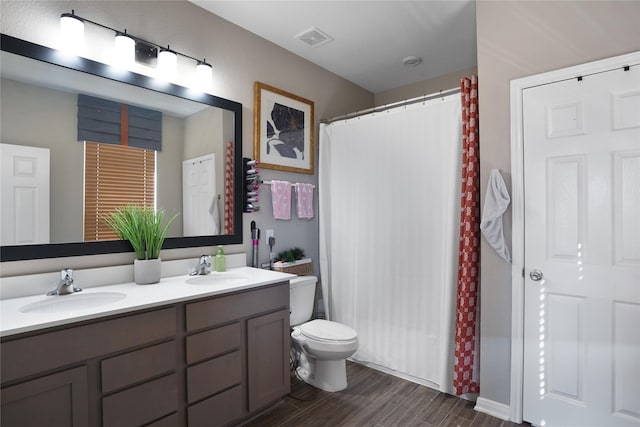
320,86,461,124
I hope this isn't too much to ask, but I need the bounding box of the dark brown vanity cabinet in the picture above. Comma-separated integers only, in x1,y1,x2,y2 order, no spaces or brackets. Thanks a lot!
184,282,290,426
1,366,90,426
247,308,291,412
1,281,290,427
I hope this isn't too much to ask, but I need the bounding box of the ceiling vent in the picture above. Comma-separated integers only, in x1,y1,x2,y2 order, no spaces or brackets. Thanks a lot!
295,27,333,48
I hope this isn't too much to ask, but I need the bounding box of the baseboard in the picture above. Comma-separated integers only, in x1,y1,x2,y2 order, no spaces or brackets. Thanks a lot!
474,397,511,421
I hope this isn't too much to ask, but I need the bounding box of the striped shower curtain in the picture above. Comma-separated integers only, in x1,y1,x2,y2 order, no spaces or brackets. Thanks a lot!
319,94,462,392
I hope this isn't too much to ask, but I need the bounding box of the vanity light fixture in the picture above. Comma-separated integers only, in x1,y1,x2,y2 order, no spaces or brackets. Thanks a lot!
59,10,84,54
58,10,213,89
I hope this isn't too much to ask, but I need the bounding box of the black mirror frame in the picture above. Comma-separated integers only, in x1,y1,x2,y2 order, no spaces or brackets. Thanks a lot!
0,34,243,262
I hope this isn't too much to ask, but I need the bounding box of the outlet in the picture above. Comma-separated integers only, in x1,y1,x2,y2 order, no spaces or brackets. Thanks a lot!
265,229,275,247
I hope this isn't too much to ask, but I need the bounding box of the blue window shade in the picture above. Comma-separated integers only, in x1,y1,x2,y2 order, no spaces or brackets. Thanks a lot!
77,94,162,151
128,105,162,151
77,94,120,145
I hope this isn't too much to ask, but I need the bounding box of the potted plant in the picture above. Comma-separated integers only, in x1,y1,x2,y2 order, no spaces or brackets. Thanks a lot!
105,205,178,284
272,247,312,275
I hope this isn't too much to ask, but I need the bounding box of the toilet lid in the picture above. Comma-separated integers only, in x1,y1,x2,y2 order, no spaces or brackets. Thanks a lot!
300,319,357,342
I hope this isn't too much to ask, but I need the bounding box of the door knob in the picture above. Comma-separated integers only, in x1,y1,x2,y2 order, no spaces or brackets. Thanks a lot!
529,269,544,281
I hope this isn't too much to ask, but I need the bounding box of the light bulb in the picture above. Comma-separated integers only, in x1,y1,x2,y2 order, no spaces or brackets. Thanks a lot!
59,12,84,54
157,48,177,81
194,60,212,91
114,31,135,68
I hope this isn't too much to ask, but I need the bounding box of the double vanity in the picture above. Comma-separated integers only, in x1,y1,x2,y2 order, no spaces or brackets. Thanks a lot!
1,265,295,427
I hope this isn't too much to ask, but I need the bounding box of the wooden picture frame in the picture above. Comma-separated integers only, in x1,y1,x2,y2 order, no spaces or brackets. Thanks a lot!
253,82,314,174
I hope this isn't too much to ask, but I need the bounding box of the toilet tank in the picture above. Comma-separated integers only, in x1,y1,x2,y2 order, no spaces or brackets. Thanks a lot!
289,275,317,326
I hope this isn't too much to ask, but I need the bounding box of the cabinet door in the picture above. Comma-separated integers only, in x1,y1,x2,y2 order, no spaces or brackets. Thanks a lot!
247,309,290,411
1,366,88,427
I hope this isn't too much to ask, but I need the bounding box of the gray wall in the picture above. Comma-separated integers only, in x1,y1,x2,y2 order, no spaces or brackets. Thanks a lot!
0,79,81,243
1,78,187,241
475,0,640,406
0,0,373,276
374,66,477,106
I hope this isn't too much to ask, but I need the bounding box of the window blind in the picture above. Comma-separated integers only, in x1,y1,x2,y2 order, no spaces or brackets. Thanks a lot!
84,142,156,241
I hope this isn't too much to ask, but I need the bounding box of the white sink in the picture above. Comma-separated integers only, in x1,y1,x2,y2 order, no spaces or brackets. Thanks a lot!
20,292,127,314
185,272,250,287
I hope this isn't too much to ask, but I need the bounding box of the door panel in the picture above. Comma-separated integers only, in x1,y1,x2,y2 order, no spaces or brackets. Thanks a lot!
0,143,50,245
613,301,640,419
523,65,640,426
182,153,217,236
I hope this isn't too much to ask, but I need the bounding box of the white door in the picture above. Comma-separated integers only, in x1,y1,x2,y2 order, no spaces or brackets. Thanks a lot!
0,143,50,245
182,153,218,236
523,65,640,426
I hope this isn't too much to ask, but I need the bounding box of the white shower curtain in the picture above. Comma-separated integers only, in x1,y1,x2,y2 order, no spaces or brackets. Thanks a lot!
319,95,462,391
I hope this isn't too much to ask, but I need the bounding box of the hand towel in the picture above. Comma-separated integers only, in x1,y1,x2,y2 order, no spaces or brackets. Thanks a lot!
271,180,292,220
480,169,511,263
208,194,220,235
295,183,315,219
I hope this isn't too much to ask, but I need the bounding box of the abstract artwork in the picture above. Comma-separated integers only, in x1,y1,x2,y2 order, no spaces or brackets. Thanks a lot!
254,82,314,174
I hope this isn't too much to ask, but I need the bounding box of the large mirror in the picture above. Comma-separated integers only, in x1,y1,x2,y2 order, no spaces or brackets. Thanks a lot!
0,34,243,261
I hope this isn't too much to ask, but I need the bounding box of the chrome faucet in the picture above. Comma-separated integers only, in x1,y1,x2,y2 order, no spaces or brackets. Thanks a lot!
190,255,211,276
47,268,82,296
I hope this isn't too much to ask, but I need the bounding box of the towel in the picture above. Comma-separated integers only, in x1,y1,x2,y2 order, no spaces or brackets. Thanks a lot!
208,194,220,235
295,183,315,219
480,169,511,263
271,180,292,220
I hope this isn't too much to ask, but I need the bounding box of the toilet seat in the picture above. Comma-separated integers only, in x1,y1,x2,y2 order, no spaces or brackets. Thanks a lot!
299,319,357,343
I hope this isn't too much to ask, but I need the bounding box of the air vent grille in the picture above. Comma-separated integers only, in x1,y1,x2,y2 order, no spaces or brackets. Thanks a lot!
295,27,333,48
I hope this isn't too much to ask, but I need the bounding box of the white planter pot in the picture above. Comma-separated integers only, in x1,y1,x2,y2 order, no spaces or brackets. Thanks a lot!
134,258,161,285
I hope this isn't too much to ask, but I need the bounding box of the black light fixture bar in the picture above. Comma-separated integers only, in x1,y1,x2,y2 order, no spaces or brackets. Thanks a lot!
62,10,211,67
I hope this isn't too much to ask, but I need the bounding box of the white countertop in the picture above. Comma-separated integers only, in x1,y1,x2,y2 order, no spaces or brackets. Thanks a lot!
0,267,295,338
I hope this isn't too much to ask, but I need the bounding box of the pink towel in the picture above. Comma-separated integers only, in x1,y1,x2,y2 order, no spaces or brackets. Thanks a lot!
271,180,291,220
295,183,315,220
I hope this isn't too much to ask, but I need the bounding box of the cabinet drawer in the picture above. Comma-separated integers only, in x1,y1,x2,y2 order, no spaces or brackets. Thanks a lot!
186,322,241,364
101,341,176,393
187,351,241,404
102,373,177,427
2,307,176,384
188,384,243,427
186,283,288,331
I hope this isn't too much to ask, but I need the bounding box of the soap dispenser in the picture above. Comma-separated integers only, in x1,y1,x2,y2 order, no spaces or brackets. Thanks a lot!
214,245,226,272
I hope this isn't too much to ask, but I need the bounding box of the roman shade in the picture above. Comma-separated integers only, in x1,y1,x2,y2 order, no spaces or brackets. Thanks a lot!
77,94,162,151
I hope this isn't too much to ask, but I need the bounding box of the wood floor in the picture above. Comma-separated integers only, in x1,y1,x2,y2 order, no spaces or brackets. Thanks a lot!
244,361,525,427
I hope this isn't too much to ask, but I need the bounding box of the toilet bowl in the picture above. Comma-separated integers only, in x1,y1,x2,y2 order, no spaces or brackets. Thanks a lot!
289,276,359,392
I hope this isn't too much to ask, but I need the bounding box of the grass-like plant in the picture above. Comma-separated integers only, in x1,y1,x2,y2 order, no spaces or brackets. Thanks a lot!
104,205,179,260
275,247,306,263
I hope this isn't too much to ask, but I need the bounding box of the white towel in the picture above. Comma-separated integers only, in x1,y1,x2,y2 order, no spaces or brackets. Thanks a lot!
208,194,221,235
481,169,511,263
271,180,292,220
295,183,315,219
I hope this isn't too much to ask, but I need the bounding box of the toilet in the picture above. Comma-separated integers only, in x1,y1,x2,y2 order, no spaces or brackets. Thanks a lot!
289,275,358,392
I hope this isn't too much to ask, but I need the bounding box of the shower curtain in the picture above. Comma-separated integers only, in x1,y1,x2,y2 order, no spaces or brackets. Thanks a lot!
319,95,462,391
453,76,480,395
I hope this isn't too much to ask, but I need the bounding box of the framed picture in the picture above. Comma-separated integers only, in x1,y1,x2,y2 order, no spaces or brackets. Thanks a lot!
254,82,314,174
